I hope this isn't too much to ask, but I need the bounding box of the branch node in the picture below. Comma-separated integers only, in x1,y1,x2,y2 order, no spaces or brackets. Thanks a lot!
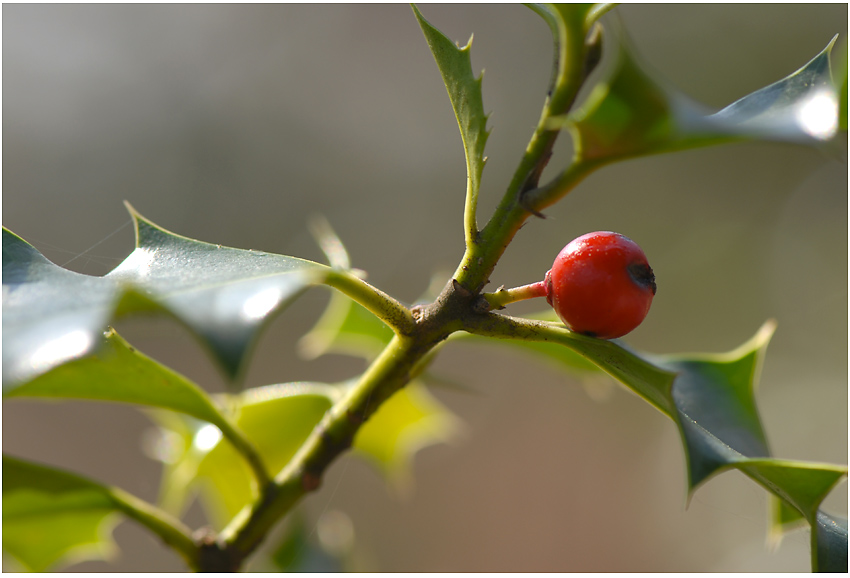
452,278,472,297
301,470,323,492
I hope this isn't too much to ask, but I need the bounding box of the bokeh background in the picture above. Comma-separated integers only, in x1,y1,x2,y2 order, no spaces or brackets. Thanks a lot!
3,4,847,572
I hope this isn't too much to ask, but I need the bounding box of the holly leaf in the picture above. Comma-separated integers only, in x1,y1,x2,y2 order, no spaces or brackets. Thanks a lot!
150,380,459,528
3,204,330,385
150,382,337,529
464,316,846,571
3,455,120,572
299,290,394,361
412,4,490,232
563,29,841,169
4,328,230,429
352,382,461,495
814,511,849,573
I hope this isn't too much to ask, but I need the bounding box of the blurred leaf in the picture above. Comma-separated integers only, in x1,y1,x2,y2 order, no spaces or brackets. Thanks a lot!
353,382,461,494
525,3,616,97
159,383,338,529
768,494,808,548
3,204,329,386
412,4,489,225
3,455,120,572
299,290,394,361
4,328,229,429
254,514,342,573
836,37,848,131
563,29,841,169
152,380,459,528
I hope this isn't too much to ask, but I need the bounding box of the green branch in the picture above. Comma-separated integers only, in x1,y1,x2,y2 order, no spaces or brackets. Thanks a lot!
453,6,597,294
220,333,434,563
108,487,200,571
323,269,416,336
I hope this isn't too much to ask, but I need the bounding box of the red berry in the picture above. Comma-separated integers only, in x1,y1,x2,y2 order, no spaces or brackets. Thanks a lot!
545,231,656,339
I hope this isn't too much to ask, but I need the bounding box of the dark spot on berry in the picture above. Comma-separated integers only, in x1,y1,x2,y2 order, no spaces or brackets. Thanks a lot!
628,262,656,295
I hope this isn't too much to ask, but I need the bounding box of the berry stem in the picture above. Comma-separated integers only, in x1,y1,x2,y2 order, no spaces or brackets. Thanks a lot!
481,280,548,310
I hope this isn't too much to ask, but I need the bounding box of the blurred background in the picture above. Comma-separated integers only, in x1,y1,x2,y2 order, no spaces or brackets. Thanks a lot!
3,4,846,572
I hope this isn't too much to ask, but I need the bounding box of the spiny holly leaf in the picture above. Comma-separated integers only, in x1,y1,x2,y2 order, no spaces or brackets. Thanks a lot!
4,328,230,430
563,29,841,169
470,316,846,570
3,455,120,572
412,4,490,231
659,322,776,490
3,204,330,386
352,382,461,495
108,204,329,380
3,228,118,387
769,497,849,572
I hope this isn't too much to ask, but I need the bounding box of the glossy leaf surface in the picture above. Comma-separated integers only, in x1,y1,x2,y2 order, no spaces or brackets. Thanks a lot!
815,511,849,572
565,31,841,169
463,315,846,571
3,205,329,385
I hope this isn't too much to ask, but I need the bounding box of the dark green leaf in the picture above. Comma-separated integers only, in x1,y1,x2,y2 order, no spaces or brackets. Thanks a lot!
108,205,329,379
478,316,846,570
3,205,330,385
564,30,840,168
3,228,117,387
814,511,848,572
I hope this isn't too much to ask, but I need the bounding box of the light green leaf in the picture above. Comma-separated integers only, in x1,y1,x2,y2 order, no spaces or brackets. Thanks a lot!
299,290,394,361
4,328,228,428
3,455,120,572
563,30,841,169
176,383,337,529
3,205,329,386
353,382,461,494
151,380,459,528
412,4,489,238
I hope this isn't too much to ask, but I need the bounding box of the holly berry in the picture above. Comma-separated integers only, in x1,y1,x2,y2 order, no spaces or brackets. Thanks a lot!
544,231,656,339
